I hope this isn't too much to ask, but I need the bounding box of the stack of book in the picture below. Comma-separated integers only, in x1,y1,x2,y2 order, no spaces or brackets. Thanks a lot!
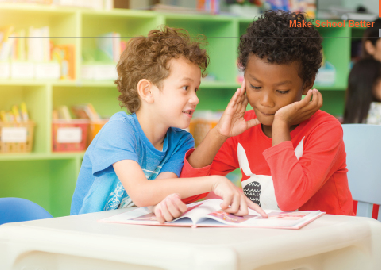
0,103,29,123
81,32,126,81
0,25,75,80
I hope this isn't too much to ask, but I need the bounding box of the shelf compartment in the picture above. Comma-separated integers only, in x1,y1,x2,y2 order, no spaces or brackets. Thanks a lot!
52,85,121,121
80,11,158,64
0,84,50,154
164,16,238,84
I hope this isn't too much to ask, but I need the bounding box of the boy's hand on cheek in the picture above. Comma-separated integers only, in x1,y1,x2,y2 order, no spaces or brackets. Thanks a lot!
153,193,188,224
216,79,260,138
274,88,322,127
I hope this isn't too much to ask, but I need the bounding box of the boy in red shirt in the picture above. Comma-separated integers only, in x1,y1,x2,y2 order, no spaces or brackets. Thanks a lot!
181,10,354,215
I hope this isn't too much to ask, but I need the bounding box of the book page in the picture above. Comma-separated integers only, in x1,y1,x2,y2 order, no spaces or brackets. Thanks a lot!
99,200,222,226
204,210,324,229
99,200,324,229
171,199,224,224
100,207,159,225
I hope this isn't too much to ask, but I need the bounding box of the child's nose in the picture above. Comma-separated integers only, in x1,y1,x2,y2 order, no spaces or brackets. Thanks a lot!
260,93,274,107
190,92,199,105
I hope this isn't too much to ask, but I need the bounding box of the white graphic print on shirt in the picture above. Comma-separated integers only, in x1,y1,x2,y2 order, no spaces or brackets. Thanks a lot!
238,138,304,210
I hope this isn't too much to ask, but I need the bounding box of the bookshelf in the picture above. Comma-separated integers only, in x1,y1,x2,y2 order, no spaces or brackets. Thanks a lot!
0,4,363,217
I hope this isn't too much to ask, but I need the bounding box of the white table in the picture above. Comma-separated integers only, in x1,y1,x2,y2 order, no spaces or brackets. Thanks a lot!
0,209,380,270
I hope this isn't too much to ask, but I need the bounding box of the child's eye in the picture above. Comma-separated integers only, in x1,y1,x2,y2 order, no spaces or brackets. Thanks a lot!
195,88,199,93
277,90,290,94
250,84,261,90
182,86,188,91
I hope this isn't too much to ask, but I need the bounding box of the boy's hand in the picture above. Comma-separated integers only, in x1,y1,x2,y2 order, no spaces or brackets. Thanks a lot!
153,193,188,224
274,88,322,128
216,79,260,138
211,176,268,218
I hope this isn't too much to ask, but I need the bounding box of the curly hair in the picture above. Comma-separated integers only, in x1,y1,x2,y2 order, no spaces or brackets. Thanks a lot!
238,10,322,85
115,26,209,114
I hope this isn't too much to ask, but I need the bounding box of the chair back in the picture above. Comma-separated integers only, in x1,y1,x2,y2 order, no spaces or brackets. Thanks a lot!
342,124,381,221
0,198,52,225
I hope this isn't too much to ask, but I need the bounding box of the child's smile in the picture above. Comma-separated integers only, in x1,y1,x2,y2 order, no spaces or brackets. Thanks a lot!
182,109,195,118
244,55,309,137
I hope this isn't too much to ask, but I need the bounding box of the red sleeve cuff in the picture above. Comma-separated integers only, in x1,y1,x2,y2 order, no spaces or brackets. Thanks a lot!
180,148,211,178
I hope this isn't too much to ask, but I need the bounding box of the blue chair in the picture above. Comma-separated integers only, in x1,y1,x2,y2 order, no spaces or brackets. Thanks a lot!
0,197,53,225
342,124,381,221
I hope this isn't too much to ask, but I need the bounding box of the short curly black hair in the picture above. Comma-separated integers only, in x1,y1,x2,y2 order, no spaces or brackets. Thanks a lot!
238,10,322,85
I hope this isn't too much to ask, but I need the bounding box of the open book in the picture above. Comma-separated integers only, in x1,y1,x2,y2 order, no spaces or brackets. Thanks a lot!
100,199,325,230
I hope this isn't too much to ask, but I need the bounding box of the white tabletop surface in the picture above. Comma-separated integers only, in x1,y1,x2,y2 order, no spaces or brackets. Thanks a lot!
1,209,381,270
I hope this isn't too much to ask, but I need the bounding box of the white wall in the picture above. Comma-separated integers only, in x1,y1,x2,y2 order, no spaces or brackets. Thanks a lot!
342,0,378,15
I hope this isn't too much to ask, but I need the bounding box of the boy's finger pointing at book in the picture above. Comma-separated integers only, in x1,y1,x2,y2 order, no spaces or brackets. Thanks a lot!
231,195,249,216
246,197,268,218
154,208,165,224
160,200,176,222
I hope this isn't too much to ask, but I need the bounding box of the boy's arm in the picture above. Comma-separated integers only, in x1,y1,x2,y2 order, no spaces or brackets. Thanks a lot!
188,80,260,168
263,120,344,211
114,160,215,207
272,89,322,146
263,88,324,211
113,160,267,218
187,128,227,168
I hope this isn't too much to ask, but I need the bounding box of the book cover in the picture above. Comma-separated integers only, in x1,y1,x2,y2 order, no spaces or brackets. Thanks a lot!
99,199,325,230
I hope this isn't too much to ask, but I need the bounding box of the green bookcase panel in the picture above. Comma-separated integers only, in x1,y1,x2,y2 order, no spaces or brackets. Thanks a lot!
164,16,238,84
81,11,158,62
48,158,78,217
320,90,346,117
318,26,350,89
0,84,50,153
0,8,77,46
0,158,77,217
196,88,235,111
238,21,251,40
52,85,122,119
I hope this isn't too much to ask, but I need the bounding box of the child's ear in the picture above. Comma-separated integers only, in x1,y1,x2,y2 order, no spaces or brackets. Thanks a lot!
302,80,314,95
137,79,154,103
365,40,375,56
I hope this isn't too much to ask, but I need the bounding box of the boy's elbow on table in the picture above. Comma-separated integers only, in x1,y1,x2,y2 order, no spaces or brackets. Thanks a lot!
127,190,153,208
130,197,152,208
276,196,302,212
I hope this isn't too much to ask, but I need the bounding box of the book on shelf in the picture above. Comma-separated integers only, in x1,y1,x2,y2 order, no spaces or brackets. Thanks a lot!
57,106,72,121
0,103,30,123
96,32,122,63
100,199,325,230
71,104,100,121
0,25,75,80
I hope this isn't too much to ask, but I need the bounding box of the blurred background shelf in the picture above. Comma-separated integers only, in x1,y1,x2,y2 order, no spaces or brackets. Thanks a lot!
0,5,362,217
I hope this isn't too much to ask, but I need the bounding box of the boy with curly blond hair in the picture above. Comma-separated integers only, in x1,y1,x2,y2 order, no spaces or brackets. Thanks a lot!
71,26,266,222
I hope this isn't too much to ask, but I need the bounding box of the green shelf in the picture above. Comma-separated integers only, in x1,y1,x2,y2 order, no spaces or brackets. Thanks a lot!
0,152,84,161
0,6,353,217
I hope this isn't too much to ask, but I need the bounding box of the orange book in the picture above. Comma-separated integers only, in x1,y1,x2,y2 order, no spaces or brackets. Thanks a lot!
66,44,75,80
57,44,76,80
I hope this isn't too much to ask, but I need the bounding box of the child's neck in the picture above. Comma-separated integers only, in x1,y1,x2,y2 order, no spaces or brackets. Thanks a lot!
262,124,273,138
135,110,167,151
262,123,298,139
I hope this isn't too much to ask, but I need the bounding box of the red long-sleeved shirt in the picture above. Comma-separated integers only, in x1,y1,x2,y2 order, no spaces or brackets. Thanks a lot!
181,110,354,215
